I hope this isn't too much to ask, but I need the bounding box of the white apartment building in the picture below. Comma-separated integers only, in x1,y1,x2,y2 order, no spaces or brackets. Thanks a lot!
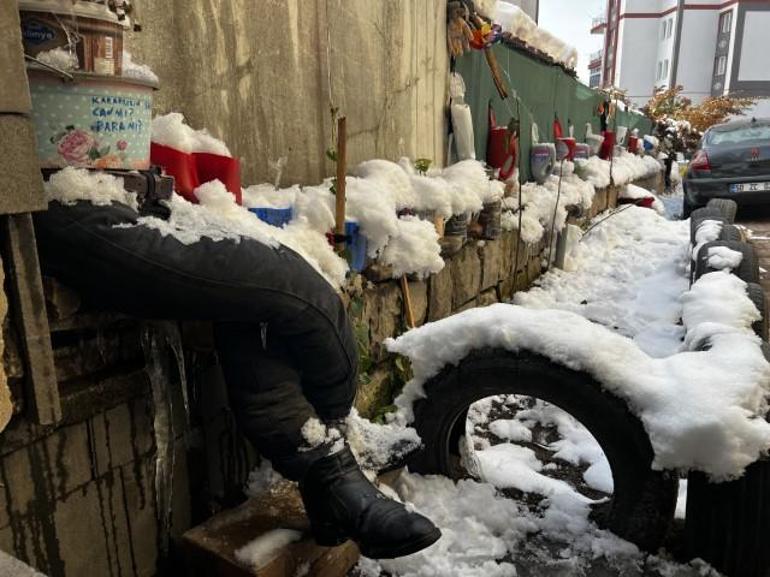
590,0,770,115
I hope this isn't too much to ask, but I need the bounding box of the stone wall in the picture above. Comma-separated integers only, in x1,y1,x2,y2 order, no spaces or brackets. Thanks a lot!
127,0,449,186
351,183,622,417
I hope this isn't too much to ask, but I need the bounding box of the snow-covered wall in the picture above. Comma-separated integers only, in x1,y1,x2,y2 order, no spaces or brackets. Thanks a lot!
126,0,449,185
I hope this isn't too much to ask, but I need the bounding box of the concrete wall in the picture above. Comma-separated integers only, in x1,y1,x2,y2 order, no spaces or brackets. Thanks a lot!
127,0,449,186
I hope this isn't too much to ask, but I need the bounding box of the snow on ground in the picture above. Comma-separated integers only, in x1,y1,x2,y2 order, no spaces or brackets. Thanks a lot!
356,197,765,576
513,206,690,358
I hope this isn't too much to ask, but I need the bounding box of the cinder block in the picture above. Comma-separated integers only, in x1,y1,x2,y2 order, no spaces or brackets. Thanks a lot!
42,421,92,498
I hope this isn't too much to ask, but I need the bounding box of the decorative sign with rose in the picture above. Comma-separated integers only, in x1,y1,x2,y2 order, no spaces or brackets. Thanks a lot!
28,73,154,171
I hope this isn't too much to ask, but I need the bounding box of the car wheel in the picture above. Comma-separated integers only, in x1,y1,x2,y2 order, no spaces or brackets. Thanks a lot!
693,240,759,283
706,198,738,223
408,348,678,552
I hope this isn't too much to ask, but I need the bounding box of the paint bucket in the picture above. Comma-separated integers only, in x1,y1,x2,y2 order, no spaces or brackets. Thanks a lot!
530,143,555,184
249,207,293,228
586,133,604,155
19,0,126,75
27,67,156,170
627,135,640,153
573,143,592,160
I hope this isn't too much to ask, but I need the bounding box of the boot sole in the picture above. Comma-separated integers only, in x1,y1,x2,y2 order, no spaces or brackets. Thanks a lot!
359,527,442,559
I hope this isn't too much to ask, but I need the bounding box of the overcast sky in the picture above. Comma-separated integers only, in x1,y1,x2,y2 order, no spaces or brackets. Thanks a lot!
538,0,606,84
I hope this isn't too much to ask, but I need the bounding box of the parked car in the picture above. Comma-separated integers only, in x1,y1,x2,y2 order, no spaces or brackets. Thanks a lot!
683,117,770,217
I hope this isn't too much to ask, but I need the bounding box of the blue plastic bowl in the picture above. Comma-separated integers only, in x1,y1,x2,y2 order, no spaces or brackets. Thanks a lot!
345,221,368,272
249,207,293,228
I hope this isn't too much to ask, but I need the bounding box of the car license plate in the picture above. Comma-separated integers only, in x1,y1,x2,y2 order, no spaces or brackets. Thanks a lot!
730,182,770,193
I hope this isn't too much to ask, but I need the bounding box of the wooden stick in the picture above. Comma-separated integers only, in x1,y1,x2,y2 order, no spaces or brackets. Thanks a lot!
400,275,416,329
335,116,347,253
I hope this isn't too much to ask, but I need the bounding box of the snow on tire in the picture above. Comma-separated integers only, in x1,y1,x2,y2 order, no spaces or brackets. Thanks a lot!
693,241,759,284
746,283,768,340
407,348,678,552
705,198,738,223
690,210,728,246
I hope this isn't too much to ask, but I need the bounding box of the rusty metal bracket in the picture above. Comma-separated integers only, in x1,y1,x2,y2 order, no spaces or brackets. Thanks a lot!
1,213,61,425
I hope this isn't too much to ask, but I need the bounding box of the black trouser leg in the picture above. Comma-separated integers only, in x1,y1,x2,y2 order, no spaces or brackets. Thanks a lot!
214,322,330,480
33,201,359,480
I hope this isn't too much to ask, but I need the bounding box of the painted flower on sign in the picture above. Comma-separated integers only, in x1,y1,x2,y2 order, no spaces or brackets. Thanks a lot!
51,126,110,166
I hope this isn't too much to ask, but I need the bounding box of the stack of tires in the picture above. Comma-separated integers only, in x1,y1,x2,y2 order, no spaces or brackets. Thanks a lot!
686,198,770,577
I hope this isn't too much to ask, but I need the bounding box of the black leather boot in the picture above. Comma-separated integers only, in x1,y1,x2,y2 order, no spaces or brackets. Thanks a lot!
299,447,441,559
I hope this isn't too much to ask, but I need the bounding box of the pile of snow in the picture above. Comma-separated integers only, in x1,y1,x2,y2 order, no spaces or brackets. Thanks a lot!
241,184,299,209
151,112,232,156
122,52,159,83
575,152,661,188
387,288,770,480
707,245,743,271
494,1,578,69
45,166,138,210
35,47,78,71
692,219,723,261
357,469,718,577
514,205,690,358
620,183,666,215
502,162,595,244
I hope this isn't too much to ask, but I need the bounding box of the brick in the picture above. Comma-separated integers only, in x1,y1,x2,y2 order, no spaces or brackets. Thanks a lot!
406,280,428,326
427,265,452,321
0,115,46,215
364,283,403,362
479,240,504,290
450,244,481,309
477,288,499,307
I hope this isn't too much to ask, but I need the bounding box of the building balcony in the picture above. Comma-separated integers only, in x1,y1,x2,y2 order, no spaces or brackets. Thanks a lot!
591,15,607,34
588,50,603,69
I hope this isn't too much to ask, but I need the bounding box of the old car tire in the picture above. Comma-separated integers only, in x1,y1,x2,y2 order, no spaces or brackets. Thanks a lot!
693,241,759,284
686,458,770,577
690,213,728,246
718,224,743,243
705,198,738,223
408,348,678,552
746,283,768,340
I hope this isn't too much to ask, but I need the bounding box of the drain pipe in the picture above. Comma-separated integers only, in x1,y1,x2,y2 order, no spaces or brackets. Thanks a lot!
669,0,685,87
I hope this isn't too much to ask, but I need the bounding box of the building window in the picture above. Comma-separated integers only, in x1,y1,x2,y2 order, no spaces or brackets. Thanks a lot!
716,55,727,76
720,11,732,34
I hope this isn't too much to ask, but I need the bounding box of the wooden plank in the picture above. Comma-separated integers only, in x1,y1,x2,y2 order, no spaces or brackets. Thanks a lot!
1,213,61,425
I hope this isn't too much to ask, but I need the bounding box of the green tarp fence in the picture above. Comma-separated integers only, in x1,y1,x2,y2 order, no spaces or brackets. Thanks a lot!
455,44,652,182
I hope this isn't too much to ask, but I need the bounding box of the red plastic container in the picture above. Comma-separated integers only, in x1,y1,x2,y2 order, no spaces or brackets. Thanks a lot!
599,130,616,160
627,135,639,153
486,105,518,180
150,143,242,205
